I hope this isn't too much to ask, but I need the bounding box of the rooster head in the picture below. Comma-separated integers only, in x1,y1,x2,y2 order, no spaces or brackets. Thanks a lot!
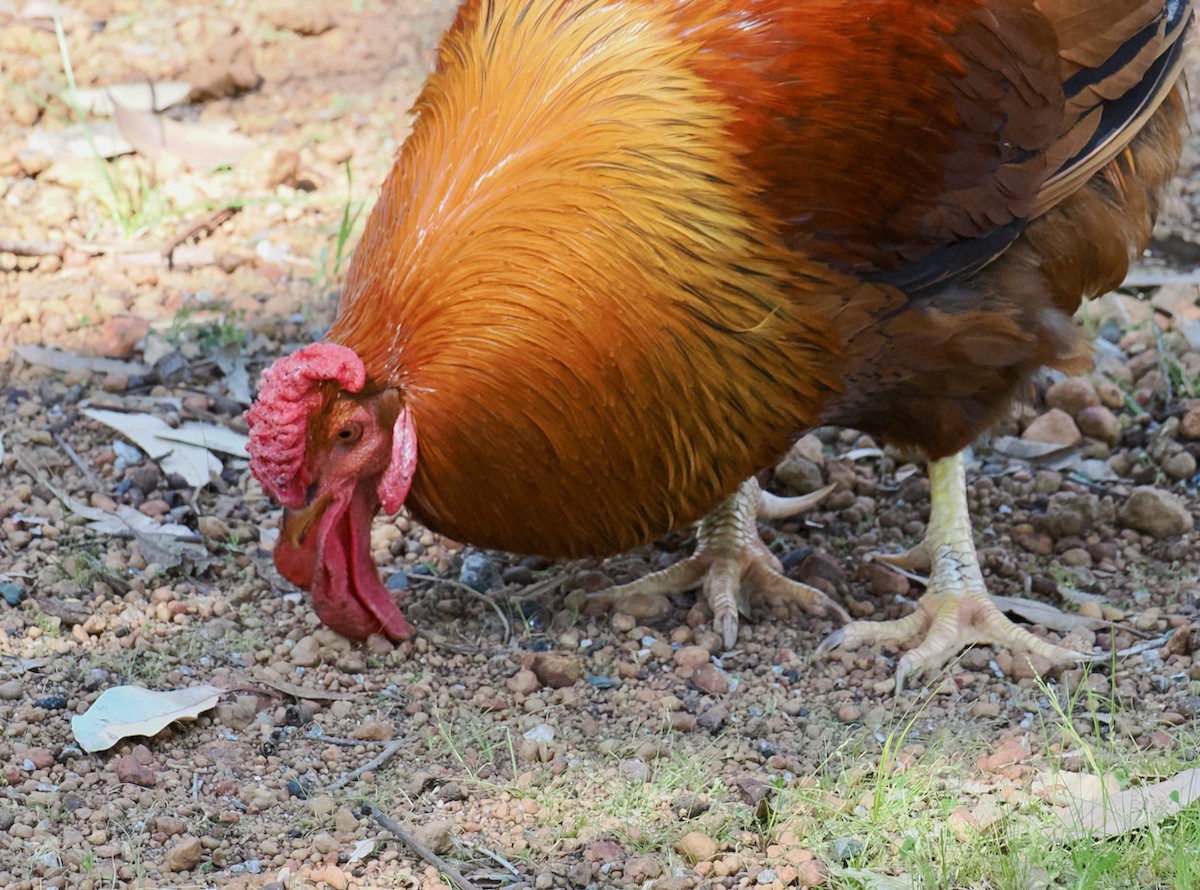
245,343,417,641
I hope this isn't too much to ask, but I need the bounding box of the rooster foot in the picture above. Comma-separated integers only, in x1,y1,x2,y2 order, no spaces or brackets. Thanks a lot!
818,451,1089,692
590,477,849,648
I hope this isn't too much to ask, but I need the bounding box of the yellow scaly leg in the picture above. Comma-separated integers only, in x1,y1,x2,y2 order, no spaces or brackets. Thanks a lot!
817,451,1087,691
590,477,849,648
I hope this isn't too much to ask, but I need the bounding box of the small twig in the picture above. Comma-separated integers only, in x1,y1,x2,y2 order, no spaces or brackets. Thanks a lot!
308,735,391,747
162,207,237,266
363,802,482,890
1115,633,1173,659
502,572,566,602
415,627,486,656
328,738,404,791
51,430,103,492
461,839,520,876
0,238,65,257
410,575,512,643
11,447,52,492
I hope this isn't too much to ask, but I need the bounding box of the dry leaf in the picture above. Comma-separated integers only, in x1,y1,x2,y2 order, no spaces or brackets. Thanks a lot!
61,496,206,570
216,344,252,405
971,796,1002,830
82,408,247,487
992,436,1076,463
72,684,225,752
1053,768,1200,839
977,735,1032,774
3,453,198,568
992,596,1106,632
154,422,250,459
113,99,256,171
832,869,913,890
260,678,354,702
990,436,1116,482
1033,770,1119,806
65,82,192,116
14,344,150,377
27,122,132,161
1179,317,1200,352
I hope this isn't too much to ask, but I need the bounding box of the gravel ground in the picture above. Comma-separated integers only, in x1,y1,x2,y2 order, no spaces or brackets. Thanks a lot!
1,3,1199,889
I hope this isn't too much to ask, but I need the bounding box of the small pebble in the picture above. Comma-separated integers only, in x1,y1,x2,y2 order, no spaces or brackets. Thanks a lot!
691,663,731,696
832,836,865,862
164,836,203,872
1022,409,1082,447
0,680,23,700
459,551,501,592
1119,487,1194,538
675,830,717,864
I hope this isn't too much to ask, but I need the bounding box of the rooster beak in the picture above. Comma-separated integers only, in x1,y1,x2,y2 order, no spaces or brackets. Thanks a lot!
281,491,335,548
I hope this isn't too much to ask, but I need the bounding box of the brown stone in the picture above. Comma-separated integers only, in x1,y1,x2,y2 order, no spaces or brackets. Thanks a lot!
1045,377,1099,417
354,719,393,741
1162,450,1197,481
863,562,909,597
775,452,825,494
506,668,541,695
259,0,335,35
164,835,203,872
1119,487,1194,538
1039,491,1099,539
1076,405,1121,445
529,652,582,689
675,831,717,864
673,645,711,670
1180,407,1200,440
624,855,663,884
184,21,262,100
411,818,454,855
80,315,150,359
691,663,731,696
113,754,157,787
1022,409,1082,447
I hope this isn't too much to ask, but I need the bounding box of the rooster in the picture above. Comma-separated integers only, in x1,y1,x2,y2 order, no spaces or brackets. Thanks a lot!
246,0,1190,688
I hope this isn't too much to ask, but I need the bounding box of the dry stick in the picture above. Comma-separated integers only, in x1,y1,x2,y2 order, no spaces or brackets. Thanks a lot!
461,839,520,876
328,738,404,791
51,430,103,492
362,802,482,890
1115,633,1172,659
416,627,488,656
311,735,391,748
503,572,566,602
409,575,512,644
162,207,237,268
0,238,65,257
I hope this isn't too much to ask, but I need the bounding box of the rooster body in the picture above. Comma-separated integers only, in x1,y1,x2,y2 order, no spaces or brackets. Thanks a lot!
247,0,1190,643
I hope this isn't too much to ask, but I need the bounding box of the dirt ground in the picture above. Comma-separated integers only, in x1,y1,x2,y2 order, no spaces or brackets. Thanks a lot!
0,2,1199,889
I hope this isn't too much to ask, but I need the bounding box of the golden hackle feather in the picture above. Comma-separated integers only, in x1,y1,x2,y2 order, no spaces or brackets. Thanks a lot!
329,0,852,556
319,0,1189,555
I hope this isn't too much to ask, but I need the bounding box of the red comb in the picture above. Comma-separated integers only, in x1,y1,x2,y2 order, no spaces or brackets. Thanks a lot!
245,343,365,507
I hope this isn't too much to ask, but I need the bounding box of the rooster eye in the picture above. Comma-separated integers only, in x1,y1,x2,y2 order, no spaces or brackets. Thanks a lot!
336,423,362,445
